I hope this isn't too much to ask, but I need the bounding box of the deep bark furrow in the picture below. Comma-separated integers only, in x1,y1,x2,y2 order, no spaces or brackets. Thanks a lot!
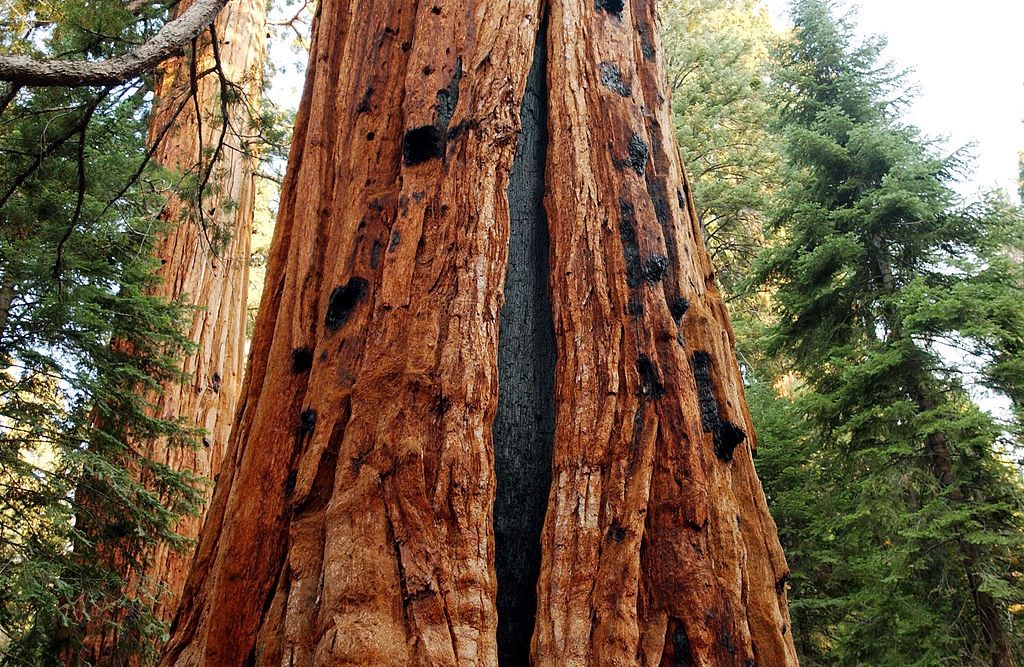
493,18,555,666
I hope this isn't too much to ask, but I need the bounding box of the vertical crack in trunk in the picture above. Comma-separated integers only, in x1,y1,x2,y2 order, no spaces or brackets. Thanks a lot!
493,16,554,666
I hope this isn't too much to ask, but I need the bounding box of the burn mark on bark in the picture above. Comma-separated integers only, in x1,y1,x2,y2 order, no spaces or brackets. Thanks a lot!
691,351,746,462
291,347,314,373
356,85,373,113
646,173,672,226
637,23,656,60
402,58,463,166
595,0,624,18
390,230,401,250
402,126,444,165
435,57,462,134
606,523,627,542
430,393,452,417
211,372,221,393
325,277,368,330
643,254,670,283
722,627,737,656
626,298,644,318
775,571,791,595
370,239,383,269
494,22,554,666
637,355,665,399
669,297,690,323
665,617,695,667
598,61,630,96
299,408,317,435
617,132,648,175
618,199,642,288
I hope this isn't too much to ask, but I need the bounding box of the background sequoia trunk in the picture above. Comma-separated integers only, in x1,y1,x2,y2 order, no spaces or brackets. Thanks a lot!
72,0,266,660
162,0,797,665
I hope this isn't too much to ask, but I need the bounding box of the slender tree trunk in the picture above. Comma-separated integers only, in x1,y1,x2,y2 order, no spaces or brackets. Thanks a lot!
69,0,266,661
162,0,796,665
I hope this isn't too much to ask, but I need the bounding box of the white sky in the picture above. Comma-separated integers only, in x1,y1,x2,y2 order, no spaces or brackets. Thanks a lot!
765,0,1024,200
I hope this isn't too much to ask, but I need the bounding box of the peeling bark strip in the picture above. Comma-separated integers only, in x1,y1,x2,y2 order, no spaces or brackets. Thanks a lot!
493,21,555,665
162,0,796,664
71,0,266,661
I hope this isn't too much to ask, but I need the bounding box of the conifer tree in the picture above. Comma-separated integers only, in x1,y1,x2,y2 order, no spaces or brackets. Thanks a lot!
0,2,200,661
754,1,1024,664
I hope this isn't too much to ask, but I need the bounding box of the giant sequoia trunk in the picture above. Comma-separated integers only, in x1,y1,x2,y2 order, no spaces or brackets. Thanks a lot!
162,0,797,664
71,0,266,660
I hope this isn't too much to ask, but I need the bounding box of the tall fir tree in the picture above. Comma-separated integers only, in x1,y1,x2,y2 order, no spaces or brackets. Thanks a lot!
752,1,1024,664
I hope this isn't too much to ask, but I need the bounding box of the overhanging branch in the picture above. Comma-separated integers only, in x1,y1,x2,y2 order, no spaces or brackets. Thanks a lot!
0,0,227,87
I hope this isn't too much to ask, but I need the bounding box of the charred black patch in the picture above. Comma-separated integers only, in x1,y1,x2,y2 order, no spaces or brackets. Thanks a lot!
356,85,373,113
299,408,317,435
202,437,211,448
776,571,791,595
691,350,747,462
494,25,555,665
211,372,221,393
625,132,648,174
598,61,630,96
722,627,737,656
693,350,720,434
666,618,694,667
402,125,443,165
669,297,690,323
435,57,463,135
638,23,656,60
284,469,297,498
390,230,401,250
595,0,624,17
325,277,369,330
607,523,627,542
677,187,686,209
618,199,642,288
646,174,672,226
291,347,314,373
637,355,665,399
718,419,747,462
430,393,452,417
370,239,382,269
626,299,644,318
643,254,670,283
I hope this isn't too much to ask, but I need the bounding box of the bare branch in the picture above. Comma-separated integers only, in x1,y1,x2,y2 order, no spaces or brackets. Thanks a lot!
0,0,227,87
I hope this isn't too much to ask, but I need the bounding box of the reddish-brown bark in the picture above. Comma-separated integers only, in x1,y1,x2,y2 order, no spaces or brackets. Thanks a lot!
70,0,266,661
161,0,797,665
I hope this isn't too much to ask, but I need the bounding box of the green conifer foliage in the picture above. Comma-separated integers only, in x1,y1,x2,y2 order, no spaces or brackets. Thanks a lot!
0,1,203,661
661,0,780,294
753,1,1024,664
